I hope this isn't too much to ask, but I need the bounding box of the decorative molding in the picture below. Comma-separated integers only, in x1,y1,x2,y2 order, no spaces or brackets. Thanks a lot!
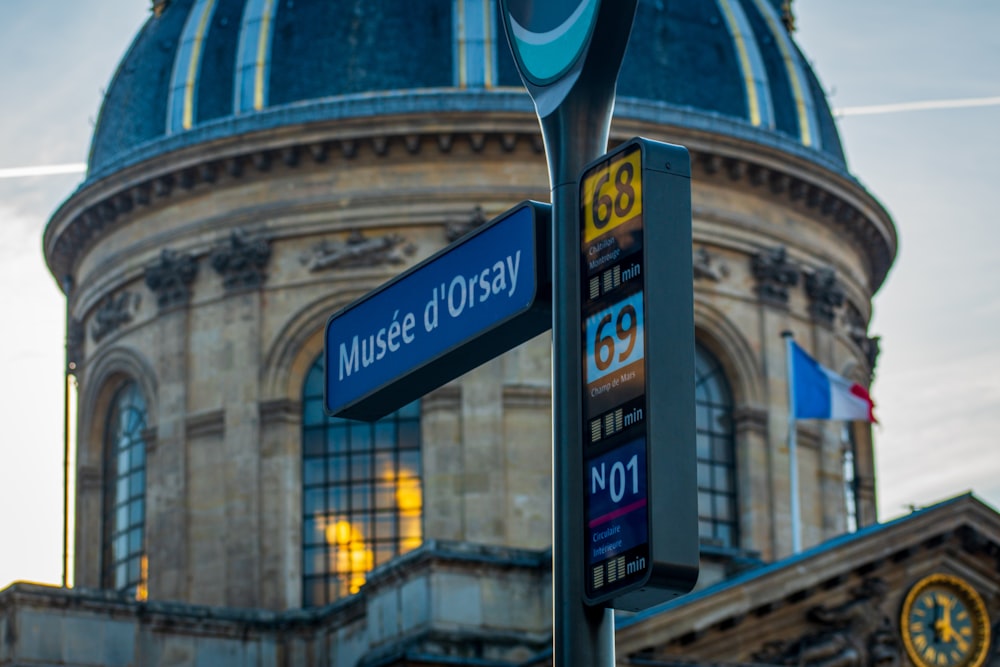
300,230,416,272
259,399,301,427
732,405,768,438
445,206,488,242
752,578,900,666
185,409,225,439
144,248,198,310
844,303,880,377
750,245,799,305
91,291,139,342
693,246,728,282
78,465,101,491
422,384,461,412
210,228,271,291
502,384,551,410
804,268,845,326
45,129,895,296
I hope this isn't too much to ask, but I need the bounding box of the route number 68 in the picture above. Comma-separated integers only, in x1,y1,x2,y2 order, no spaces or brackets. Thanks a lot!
582,146,643,244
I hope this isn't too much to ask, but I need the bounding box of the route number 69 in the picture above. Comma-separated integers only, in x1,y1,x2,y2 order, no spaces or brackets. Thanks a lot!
585,291,645,384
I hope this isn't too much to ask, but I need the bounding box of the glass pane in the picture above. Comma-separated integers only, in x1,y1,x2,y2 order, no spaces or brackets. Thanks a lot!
132,443,145,467
304,488,326,515
303,398,325,426
303,428,324,456
350,422,372,452
302,547,327,575
697,462,711,489
374,451,395,482
303,577,325,607
129,470,145,497
128,527,142,553
350,453,371,480
398,421,419,450
327,426,348,454
398,400,420,419
328,485,348,513
128,557,141,584
327,455,349,484
374,422,396,450
116,478,129,504
373,512,396,540
129,500,144,527
375,543,396,567
303,459,325,486
304,364,324,397
116,505,129,532
351,485,371,513
696,432,710,459
303,516,326,546
713,464,732,492
399,450,420,477
717,524,733,547
116,563,127,589
117,449,130,475
375,481,396,510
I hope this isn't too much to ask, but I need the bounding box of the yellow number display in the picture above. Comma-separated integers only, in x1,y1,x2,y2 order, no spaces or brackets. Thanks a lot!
582,146,643,244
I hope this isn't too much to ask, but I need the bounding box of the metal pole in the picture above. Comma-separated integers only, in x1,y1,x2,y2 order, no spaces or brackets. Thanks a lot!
543,92,617,667
782,331,801,554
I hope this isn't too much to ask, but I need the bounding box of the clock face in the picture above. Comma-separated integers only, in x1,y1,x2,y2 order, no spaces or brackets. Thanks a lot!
901,574,991,667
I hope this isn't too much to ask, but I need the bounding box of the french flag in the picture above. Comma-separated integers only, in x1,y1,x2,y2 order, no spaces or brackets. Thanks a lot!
788,339,876,422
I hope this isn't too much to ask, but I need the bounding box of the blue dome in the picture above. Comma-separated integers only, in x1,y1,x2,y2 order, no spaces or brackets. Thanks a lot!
88,0,843,179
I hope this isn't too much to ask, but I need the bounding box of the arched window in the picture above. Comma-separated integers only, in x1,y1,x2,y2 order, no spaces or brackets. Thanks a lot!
695,344,738,548
101,381,148,598
301,356,422,606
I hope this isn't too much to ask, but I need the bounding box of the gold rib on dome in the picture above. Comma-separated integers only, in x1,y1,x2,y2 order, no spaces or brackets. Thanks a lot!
716,0,774,129
166,0,218,133
750,0,821,149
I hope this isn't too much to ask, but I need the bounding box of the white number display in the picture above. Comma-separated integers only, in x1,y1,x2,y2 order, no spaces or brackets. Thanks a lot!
585,291,645,384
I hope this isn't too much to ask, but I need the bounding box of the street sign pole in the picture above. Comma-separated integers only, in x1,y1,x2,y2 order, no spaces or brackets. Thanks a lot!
497,3,638,665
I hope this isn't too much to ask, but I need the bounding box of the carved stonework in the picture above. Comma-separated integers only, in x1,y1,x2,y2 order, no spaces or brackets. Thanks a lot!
805,268,845,325
844,303,881,376
300,230,416,272
753,578,901,667
144,248,198,309
211,228,271,290
782,0,796,32
693,246,728,282
445,206,488,242
751,245,799,305
66,318,84,373
91,291,139,342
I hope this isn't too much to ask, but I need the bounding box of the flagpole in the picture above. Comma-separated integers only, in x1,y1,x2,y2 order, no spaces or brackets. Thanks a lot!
782,331,801,554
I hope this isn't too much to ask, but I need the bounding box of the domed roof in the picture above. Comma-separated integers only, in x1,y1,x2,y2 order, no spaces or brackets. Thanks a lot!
87,0,844,181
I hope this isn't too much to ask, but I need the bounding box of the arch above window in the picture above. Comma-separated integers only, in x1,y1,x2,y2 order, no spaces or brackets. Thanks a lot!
301,355,423,606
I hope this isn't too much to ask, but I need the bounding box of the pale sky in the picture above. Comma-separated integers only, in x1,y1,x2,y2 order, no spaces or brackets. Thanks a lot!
0,1,998,591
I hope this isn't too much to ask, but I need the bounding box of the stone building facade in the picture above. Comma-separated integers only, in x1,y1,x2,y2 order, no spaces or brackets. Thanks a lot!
3,1,996,666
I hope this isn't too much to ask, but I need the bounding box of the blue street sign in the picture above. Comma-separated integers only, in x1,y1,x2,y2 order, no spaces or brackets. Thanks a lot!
324,201,551,421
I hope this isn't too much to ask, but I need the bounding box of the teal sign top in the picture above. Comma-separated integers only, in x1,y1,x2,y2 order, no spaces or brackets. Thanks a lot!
502,0,601,85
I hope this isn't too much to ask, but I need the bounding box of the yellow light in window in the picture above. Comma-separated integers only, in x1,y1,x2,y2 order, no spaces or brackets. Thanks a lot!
396,468,422,513
135,555,148,602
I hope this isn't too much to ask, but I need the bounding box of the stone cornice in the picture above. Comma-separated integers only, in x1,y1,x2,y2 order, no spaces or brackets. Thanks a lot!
46,106,896,297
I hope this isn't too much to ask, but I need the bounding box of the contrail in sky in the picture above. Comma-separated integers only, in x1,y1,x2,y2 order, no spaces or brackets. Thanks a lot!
834,95,1000,117
1,96,998,178
0,163,86,179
